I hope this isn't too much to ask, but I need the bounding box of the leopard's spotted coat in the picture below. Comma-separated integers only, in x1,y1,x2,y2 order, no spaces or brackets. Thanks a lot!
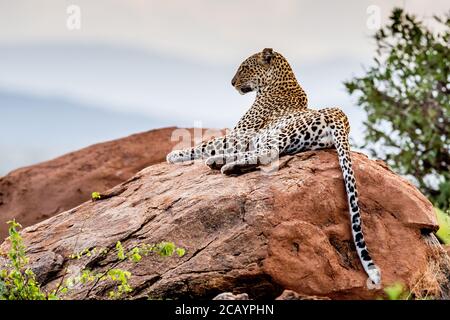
167,48,381,285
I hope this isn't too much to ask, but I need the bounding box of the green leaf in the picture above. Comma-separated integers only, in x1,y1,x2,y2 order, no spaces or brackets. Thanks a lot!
116,241,126,260
384,283,406,300
435,208,450,245
156,242,176,257
91,192,102,201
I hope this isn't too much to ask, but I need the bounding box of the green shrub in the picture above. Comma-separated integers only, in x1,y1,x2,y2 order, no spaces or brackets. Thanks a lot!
68,240,186,299
345,8,449,210
0,220,185,300
384,283,409,300
0,220,56,300
435,208,450,245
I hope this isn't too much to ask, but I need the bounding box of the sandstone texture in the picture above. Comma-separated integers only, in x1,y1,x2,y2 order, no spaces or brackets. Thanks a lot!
0,127,225,239
0,150,439,299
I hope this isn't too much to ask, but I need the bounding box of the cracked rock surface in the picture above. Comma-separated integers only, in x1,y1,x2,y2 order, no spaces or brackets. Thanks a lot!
0,127,225,239
0,150,438,299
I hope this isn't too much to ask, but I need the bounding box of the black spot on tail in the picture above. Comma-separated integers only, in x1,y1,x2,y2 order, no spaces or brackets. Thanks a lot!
360,249,371,261
349,194,355,204
357,240,366,249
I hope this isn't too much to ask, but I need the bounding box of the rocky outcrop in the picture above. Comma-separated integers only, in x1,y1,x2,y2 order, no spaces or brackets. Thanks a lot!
0,150,440,299
0,127,225,239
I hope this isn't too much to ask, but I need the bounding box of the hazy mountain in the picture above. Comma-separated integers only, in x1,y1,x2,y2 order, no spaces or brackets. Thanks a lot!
0,43,368,127
0,90,159,176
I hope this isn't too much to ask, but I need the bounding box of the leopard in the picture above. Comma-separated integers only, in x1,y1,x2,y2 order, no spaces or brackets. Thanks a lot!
166,48,381,286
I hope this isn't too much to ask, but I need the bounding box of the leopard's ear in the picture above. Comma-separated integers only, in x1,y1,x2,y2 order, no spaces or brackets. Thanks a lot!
261,48,275,65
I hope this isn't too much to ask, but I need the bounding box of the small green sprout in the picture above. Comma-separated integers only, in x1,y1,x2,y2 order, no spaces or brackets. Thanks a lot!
91,192,102,201
384,283,409,300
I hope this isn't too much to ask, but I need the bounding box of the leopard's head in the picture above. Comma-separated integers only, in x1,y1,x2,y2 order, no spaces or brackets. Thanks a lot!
231,48,289,94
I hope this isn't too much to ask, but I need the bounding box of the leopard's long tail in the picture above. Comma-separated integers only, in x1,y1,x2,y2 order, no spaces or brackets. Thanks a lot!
331,127,381,286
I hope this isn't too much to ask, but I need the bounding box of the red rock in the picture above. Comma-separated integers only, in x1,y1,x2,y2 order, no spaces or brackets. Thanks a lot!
0,127,225,239
0,150,440,299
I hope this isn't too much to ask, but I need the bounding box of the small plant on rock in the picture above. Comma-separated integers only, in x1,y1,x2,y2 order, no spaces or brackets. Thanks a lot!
0,220,57,300
0,220,185,300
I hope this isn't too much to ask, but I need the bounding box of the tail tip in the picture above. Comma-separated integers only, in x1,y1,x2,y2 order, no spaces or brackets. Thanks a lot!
366,265,382,289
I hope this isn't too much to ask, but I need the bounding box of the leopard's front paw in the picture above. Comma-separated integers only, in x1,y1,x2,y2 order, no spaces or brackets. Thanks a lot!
166,150,190,164
166,151,179,164
221,163,237,175
205,155,225,170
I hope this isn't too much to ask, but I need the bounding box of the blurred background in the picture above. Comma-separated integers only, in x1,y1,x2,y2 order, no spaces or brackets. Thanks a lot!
0,0,448,176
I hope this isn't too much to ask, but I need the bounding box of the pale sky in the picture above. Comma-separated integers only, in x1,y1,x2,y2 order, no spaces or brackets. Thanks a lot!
1,0,448,65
